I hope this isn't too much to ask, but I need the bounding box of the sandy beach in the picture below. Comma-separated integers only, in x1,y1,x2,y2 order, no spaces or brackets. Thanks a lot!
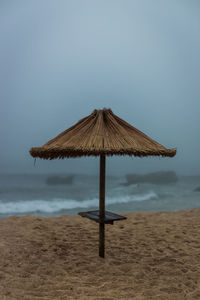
0,209,200,299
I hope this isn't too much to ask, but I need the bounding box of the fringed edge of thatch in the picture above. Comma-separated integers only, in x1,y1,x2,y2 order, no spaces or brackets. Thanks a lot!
29,147,177,159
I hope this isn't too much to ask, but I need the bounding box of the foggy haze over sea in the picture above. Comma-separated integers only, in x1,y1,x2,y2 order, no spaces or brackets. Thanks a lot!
1,1,200,176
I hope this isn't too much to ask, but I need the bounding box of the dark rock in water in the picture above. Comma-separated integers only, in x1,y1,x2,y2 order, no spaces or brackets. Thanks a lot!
194,186,200,192
46,175,74,185
125,171,178,185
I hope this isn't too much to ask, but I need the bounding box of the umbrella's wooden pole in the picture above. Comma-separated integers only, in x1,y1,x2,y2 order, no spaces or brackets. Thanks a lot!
99,154,106,258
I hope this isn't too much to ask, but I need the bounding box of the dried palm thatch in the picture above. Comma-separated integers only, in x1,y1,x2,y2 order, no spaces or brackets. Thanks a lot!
29,108,176,159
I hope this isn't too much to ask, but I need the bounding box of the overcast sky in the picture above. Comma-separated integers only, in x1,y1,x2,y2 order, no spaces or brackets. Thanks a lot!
1,0,200,175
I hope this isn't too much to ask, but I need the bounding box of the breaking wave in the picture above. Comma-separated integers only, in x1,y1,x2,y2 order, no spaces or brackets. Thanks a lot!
0,191,158,214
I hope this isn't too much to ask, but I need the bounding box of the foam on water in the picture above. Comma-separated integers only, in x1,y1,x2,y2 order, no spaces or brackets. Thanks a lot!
0,191,158,214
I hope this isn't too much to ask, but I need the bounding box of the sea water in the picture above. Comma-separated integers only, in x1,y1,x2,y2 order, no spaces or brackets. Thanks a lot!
0,173,199,219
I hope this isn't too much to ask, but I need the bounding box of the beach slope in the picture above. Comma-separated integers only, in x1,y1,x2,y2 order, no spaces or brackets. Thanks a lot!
0,209,200,299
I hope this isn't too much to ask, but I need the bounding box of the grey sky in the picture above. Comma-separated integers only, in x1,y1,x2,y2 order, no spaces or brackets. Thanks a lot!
1,0,200,175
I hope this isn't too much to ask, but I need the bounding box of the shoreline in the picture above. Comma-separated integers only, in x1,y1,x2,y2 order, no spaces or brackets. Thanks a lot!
0,208,200,299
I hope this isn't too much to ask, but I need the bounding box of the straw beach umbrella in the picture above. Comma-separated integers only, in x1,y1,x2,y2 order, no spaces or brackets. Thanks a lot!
30,108,176,258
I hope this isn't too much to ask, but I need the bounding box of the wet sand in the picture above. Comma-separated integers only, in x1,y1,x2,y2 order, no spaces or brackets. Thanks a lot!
0,209,200,299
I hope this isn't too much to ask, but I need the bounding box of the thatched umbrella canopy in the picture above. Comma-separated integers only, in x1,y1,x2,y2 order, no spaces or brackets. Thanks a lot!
30,108,176,159
29,108,176,258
